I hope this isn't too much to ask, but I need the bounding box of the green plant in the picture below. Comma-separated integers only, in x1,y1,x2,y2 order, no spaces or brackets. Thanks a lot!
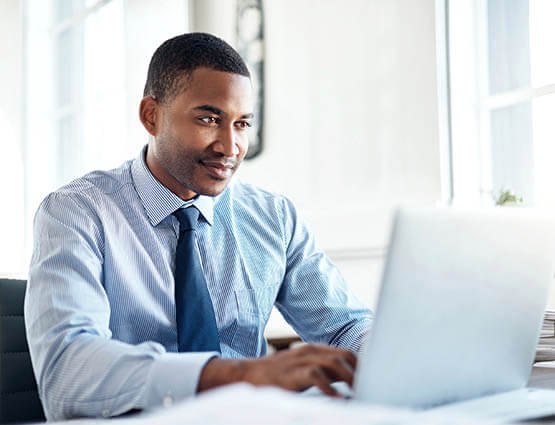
494,189,523,206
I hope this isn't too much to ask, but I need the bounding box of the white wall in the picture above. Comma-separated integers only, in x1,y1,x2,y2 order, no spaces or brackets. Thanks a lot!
242,0,442,211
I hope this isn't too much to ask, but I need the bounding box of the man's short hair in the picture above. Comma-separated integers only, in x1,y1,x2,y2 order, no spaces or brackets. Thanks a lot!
143,32,250,104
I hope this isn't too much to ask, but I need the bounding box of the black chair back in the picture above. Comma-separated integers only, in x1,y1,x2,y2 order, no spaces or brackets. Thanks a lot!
0,278,45,423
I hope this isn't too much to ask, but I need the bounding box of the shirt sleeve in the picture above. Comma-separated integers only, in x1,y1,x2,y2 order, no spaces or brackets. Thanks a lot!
275,197,373,351
24,193,218,421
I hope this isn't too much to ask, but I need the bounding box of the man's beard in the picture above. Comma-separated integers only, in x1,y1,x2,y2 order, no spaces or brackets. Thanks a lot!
157,142,239,196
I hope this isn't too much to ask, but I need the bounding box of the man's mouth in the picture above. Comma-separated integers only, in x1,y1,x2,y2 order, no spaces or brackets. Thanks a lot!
200,159,236,179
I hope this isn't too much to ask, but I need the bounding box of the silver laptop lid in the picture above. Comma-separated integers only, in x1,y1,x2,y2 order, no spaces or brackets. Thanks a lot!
354,207,555,408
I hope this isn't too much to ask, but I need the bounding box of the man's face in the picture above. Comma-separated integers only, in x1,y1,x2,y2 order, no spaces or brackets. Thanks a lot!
143,67,253,200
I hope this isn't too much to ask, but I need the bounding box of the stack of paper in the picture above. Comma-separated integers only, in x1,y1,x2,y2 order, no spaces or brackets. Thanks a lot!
536,310,555,362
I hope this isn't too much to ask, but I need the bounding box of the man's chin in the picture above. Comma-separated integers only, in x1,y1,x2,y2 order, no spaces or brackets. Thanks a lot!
195,180,231,197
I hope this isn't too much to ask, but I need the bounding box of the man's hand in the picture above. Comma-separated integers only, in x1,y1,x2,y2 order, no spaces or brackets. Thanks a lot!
197,344,357,397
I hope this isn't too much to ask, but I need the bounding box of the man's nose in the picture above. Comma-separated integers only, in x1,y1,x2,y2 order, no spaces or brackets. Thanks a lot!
213,126,240,157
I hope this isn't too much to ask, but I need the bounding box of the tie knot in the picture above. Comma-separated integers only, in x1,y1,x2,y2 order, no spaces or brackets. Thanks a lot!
173,207,200,233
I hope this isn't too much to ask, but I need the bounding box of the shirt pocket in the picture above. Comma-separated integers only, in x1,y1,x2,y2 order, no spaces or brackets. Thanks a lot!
231,284,280,356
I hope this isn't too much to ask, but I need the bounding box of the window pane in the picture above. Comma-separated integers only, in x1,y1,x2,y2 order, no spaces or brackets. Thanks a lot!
532,94,555,207
57,115,82,183
490,102,534,204
81,0,127,171
487,0,531,95
54,0,85,23
55,27,83,108
530,0,555,87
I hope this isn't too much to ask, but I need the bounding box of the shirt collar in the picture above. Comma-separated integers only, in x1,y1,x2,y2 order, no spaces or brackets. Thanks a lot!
131,145,215,227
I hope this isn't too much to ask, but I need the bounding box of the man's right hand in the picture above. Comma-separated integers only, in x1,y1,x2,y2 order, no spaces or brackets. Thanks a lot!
197,344,357,397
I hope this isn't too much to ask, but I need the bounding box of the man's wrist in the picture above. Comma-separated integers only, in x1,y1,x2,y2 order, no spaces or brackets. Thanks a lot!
197,357,249,392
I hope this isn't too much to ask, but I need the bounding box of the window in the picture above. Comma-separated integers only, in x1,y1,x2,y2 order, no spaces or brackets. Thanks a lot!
448,0,555,207
53,0,127,184
13,0,190,275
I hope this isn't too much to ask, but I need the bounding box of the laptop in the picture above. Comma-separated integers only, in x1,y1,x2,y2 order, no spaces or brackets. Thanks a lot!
350,207,555,422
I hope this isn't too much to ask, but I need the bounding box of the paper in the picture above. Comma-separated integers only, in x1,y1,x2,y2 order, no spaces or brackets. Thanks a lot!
138,384,414,425
128,384,502,425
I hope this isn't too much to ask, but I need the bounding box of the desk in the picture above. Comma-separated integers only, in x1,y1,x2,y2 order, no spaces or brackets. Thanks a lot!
521,364,555,424
267,335,302,351
529,363,555,389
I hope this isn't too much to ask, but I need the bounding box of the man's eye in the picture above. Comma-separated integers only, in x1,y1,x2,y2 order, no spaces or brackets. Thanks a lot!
200,116,218,124
235,121,252,129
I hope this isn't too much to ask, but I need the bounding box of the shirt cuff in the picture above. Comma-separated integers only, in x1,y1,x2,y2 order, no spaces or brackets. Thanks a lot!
138,351,219,410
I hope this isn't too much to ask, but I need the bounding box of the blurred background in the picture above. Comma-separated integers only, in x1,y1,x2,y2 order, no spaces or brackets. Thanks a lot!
1,0,554,336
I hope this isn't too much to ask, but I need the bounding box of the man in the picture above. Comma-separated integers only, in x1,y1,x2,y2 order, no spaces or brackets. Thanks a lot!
25,33,372,420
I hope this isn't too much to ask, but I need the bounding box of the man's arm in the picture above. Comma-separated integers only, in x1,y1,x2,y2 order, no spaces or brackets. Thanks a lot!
25,193,218,420
275,198,374,350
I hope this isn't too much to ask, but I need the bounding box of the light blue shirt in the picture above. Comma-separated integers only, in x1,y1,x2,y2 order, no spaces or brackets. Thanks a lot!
25,146,373,420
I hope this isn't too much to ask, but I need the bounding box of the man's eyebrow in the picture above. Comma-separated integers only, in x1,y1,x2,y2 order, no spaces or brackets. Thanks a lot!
193,105,224,115
193,105,254,120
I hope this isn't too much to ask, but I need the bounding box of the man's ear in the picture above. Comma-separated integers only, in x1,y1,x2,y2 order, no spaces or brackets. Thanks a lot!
139,96,159,136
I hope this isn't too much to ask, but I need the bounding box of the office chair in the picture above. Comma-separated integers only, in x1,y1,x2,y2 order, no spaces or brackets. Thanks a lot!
0,278,45,423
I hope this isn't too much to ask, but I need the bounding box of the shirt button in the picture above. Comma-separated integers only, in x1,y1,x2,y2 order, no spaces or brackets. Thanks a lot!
102,409,110,418
163,395,174,408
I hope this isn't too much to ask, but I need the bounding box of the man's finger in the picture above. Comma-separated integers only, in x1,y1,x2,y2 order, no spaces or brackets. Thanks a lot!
301,354,355,386
296,344,358,369
303,365,339,397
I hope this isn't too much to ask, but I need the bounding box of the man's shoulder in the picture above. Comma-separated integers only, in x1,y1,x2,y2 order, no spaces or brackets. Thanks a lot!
42,160,134,213
54,160,133,198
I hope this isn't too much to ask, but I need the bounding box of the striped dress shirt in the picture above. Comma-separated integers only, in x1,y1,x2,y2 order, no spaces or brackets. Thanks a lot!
25,145,373,420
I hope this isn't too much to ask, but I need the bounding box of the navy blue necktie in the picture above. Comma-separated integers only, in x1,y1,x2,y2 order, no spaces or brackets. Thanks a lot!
173,207,220,352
